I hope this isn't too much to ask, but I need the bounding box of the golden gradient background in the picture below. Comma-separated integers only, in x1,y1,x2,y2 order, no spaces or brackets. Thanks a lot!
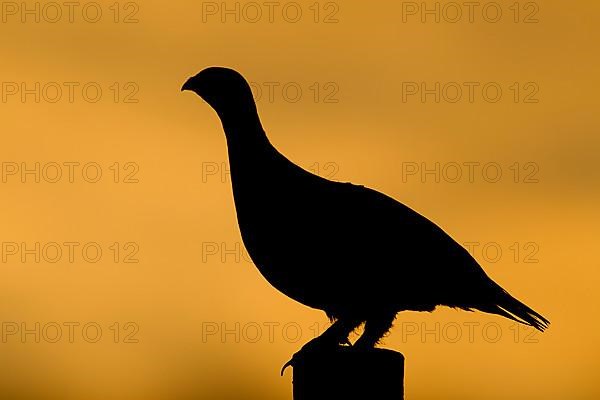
1,1,598,399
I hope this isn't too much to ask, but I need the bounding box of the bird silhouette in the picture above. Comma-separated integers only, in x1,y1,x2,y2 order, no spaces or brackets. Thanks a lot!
182,67,549,368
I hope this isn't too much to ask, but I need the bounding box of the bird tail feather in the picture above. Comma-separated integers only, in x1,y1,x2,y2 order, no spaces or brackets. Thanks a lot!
489,286,550,332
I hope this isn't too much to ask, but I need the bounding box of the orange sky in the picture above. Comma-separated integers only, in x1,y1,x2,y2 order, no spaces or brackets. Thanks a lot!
1,1,599,399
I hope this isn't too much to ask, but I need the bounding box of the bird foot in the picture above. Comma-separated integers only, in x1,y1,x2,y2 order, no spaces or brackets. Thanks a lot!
280,335,351,376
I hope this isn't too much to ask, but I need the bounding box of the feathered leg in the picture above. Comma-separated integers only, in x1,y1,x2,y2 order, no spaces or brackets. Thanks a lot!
354,312,396,348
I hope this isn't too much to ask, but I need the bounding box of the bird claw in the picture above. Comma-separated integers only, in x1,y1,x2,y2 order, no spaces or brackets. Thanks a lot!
280,346,310,376
280,357,294,376
280,336,352,376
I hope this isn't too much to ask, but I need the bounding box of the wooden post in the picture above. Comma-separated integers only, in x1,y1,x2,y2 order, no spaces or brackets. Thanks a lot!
291,346,404,400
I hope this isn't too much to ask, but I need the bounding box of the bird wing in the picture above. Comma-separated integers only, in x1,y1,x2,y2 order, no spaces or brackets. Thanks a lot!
278,174,492,309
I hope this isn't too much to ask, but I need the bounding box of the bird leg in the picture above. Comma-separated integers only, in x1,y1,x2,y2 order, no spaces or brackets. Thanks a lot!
280,318,361,375
353,312,396,349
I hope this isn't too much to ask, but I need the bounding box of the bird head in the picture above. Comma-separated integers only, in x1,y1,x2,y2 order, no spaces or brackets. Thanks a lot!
181,67,256,121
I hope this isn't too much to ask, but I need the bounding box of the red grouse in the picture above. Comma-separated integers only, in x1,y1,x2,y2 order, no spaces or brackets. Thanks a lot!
182,67,549,363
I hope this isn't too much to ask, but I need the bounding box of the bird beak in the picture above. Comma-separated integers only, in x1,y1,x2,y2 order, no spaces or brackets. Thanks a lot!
181,77,194,92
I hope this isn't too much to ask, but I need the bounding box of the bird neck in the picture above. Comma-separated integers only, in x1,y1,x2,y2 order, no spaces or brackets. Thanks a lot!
220,108,272,153
222,116,283,227
220,108,281,180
